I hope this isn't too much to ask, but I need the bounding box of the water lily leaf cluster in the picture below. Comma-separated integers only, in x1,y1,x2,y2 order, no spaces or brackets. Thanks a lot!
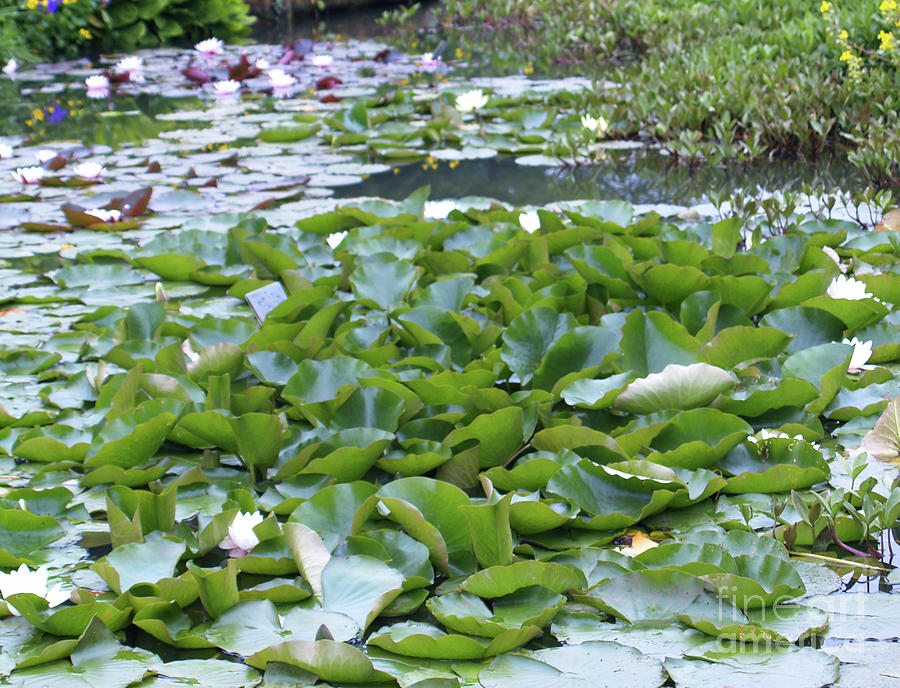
0,187,896,686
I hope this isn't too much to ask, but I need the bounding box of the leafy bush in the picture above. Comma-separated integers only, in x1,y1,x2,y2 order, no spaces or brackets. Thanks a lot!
439,0,900,186
0,0,255,63
0,0,98,62
87,0,255,51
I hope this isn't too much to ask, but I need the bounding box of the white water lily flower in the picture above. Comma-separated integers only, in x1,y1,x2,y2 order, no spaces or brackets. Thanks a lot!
212,79,241,95
219,511,264,557
85,208,121,223
311,54,333,67
116,56,143,71
519,210,541,233
195,37,224,58
12,166,45,184
255,58,270,71
424,199,456,219
822,245,846,272
267,69,296,96
0,564,69,615
35,149,57,164
326,231,347,248
2,59,16,76
843,337,874,373
73,162,105,180
181,339,200,362
827,274,872,300
581,114,609,137
455,89,487,113
748,429,790,445
115,55,144,82
0,143,12,159
85,74,109,98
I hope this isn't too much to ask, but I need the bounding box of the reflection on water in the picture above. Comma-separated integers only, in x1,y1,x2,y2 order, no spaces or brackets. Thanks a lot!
0,78,204,146
334,150,865,208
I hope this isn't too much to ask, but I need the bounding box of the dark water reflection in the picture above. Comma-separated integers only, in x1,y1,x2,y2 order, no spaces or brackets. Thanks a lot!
335,150,865,207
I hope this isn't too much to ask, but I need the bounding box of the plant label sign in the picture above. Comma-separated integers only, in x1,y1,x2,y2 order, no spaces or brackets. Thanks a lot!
246,282,288,323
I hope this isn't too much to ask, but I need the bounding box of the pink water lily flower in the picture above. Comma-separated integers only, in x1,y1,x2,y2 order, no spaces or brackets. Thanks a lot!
0,143,12,159
12,166,45,184
0,564,69,615
219,511,264,557
195,38,224,58
417,52,441,71
311,54,333,67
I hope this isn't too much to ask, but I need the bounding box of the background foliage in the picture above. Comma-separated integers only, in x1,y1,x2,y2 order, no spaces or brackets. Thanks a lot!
0,0,254,63
438,0,900,185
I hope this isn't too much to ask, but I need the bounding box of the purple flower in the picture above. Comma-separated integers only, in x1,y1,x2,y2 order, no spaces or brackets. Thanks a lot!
46,0,61,13
44,105,68,125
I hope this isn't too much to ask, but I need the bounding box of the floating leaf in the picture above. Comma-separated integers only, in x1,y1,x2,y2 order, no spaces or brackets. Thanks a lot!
479,641,666,688
615,363,737,415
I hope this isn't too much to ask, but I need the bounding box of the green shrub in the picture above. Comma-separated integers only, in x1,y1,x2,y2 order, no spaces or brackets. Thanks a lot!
440,0,900,186
0,0,255,63
86,0,255,51
0,0,98,63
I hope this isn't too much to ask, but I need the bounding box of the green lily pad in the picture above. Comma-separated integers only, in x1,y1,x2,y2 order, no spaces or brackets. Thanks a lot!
367,621,540,660
478,641,666,688
615,363,737,415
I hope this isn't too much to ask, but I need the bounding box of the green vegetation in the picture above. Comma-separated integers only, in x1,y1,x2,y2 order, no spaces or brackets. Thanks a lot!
439,0,900,185
0,0,97,62
0,182,899,684
0,0,254,63
1,15,900,687
87,0,255,52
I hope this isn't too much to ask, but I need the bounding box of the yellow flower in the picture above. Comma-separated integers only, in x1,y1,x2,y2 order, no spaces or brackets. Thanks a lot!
820,0,832,12
840,49,854,61
79,28,92,39
839,29,848,40
26,0,37,9
879,29,895,51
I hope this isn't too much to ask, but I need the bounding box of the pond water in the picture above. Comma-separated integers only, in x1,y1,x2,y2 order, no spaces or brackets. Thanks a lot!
333,148,864,208
0,46,866,226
